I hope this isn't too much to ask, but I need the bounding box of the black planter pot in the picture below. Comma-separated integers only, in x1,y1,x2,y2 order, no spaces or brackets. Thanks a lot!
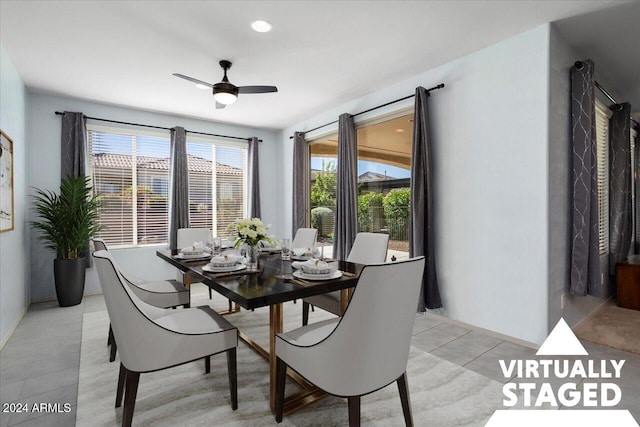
54,258,86,307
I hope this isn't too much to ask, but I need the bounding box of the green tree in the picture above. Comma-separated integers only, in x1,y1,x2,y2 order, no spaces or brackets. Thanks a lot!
357,192,384,232
383,188,411,240
310,161,337,207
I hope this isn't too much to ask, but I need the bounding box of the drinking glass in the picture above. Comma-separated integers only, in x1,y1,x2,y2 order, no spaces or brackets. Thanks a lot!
312,244,324,261
280,238,291,260
211,237,222,256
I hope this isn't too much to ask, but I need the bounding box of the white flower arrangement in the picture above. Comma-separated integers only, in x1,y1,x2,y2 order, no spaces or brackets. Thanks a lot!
229,218,274,247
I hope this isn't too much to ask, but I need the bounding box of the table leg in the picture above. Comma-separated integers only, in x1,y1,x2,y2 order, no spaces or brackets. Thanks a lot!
339,289,349,315
269,303,283,412
182,273,191,308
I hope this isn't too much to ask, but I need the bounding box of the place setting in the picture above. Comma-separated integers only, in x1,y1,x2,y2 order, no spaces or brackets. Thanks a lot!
202,252,250,277
173,241,211,262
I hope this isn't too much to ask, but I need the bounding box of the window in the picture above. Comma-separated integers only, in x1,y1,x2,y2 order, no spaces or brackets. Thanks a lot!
186,139,247,239
595,100,612,255
307,111,413,260
88,126,248,247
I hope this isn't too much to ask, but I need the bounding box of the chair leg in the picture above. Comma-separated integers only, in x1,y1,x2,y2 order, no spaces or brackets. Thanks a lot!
108,324,114,346
122,369,140,427
209,287,213,299
227,348,238,410
302,302,310,326
348,396,361,427
110,337,117,362
115,363,126,408
205,356,211,374
275,357,287,423
397,372,413,427
228,299,232,312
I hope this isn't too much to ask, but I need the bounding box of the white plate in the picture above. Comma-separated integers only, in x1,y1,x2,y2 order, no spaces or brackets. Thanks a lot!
202,263,246,273
174,252,210,260
293,270,342,281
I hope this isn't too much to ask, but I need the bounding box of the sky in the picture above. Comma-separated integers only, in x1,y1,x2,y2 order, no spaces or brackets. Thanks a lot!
311,157,410,179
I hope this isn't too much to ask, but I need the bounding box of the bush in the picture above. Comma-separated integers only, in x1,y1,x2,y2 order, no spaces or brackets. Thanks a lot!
383,188,411,240
357,192,384,232
311,207,335,237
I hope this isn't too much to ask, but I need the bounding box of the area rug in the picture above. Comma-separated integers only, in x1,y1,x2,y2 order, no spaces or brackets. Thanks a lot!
574,299,640,355
77,286,507,426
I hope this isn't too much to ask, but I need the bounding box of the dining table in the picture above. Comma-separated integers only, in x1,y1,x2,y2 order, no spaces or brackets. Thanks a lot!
156,249,363,415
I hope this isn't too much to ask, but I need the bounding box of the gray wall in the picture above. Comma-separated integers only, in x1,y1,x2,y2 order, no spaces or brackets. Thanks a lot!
0,45,30,348
280,25,552,344
26,92,281,301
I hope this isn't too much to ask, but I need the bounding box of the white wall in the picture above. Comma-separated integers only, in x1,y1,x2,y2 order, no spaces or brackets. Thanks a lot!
0,45,30,348
280,25,552,344
26,93,280,301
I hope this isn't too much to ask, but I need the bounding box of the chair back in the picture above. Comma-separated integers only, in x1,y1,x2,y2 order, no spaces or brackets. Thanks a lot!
93,250,174,371
291,228,317,249
177,228,210,248
92,238,108,252
347,232,389,264
298,257,425,395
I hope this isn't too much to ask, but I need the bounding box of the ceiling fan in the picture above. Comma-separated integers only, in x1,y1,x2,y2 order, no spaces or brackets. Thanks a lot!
173,60,278,109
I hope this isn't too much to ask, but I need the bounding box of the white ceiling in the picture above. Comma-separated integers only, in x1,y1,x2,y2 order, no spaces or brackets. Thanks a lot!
1,1,636,130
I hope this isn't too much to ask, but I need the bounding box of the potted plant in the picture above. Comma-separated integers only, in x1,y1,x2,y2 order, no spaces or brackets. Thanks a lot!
31,175,101,307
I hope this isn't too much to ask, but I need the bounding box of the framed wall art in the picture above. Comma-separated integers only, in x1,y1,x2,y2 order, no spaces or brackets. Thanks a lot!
0,129,14,233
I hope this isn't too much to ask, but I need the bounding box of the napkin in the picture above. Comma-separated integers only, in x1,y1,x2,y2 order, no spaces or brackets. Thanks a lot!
181,241,208,254
292,247,312,257
210,254,244,264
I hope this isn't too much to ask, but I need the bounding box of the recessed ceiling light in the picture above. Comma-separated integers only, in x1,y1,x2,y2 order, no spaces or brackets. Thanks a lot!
251,20,272,33
195,84,210,90
395,128,405,133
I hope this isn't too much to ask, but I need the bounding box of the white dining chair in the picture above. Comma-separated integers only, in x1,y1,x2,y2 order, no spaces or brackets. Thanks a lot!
92,239,190,362
176,227,215,299
93,250,238,427
275,257,425,426
302,232,389,325
291,227,318,249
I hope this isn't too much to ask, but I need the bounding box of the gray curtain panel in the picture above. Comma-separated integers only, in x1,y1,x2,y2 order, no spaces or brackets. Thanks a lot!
410,87,442,310
333,113,357,260
61,111,90,265
292,131,309,237
608,103,633,272
168,126,190,250
61,111,87,179
569,60,601,296
635,129,640,254
248,137,261,218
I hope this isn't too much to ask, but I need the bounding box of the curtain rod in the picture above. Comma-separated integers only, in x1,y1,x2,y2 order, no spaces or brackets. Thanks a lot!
288,83,445,139
573,61,639,128
54,111,261,142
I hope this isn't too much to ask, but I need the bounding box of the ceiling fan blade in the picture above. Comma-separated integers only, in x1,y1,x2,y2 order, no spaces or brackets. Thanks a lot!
173,73,214,88
238,85,278,94
215,102,226,110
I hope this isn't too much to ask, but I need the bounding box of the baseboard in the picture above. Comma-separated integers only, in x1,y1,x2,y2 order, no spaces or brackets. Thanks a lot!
0,304,29,351
29,290,103,304
419,311,539,350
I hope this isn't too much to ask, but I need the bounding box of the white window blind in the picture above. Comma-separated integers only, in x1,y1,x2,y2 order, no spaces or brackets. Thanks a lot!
88,127,170,247
595,100,611,255
186,139,247,239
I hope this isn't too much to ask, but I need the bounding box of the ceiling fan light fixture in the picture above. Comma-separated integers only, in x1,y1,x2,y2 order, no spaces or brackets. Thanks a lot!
213,91,238,105
251,20,272,33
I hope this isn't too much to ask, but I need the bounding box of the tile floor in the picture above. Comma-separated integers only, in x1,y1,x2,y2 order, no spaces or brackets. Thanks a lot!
2,288,639,426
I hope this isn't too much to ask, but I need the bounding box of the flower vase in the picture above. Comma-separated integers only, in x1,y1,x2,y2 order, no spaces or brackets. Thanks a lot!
247,244,260,272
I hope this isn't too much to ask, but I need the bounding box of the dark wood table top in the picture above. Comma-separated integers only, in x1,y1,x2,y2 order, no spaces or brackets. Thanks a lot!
157,250,363,310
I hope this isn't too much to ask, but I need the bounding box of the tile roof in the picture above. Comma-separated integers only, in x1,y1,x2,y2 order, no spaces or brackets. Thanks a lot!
93,153,242,175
